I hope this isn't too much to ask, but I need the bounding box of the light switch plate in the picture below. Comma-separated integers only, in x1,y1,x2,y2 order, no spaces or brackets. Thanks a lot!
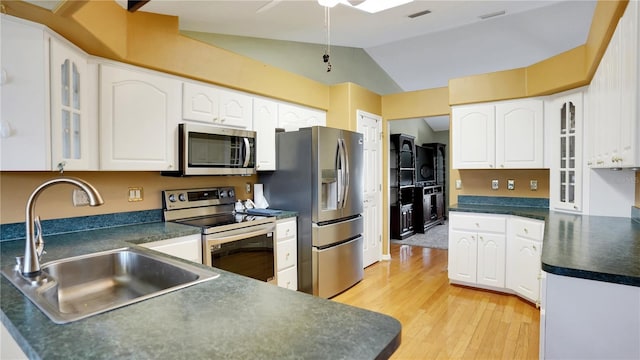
455,179,462,189
507,179,515,190
491,179,499,190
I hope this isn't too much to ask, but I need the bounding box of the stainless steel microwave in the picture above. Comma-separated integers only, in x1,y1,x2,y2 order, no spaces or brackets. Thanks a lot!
163,123,256,176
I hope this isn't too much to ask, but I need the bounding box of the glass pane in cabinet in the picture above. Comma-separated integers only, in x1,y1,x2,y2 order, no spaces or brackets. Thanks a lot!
561,171,566,184
569,102,576,134
62,110,70,159
560,103,566,134
569,136,575,168
73,113,81,159
569,171,575,185
560,184,566,202
61,60,70,107
568,184,575,203
72,63,80,110
560,137,566,168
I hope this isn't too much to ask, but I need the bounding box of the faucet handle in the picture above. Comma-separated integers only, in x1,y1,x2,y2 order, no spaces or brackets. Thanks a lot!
34,216,45,261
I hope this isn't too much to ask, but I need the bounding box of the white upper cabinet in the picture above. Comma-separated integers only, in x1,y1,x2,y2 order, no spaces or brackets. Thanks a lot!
182,81,252,129
0,16,50,171
452,99,544,169
277,103,326,131
588,0,640,168
50,37,95,171
99,63,180,171
495,100,544,169
253,98,277,171
451,104,495,169
0,15,96,171
548,90,584,212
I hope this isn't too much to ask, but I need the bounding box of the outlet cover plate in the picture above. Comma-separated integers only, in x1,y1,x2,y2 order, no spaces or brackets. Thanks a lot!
491,179,499,190
507,179,515,190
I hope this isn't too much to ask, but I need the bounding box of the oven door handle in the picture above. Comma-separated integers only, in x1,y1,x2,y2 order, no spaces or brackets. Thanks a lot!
206,224,275,246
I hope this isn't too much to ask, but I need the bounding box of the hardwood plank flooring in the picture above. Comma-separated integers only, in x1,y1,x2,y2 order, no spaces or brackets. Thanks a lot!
332,244,540,360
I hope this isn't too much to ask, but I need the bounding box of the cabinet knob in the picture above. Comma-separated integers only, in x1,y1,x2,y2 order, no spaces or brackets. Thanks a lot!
489,164,494,168
500,164,504,168
524,228,529,234
479,236,484,242
532,245,537,251
475,222,479,227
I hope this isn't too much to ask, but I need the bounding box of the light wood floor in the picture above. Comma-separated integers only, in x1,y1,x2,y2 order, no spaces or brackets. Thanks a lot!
332,243,540,360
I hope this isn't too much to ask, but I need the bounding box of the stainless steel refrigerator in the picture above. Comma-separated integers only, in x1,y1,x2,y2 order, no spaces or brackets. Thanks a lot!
260,126,364,298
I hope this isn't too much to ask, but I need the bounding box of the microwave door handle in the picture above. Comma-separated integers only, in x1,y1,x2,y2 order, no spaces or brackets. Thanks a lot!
341,138,350,209
242,137,251,167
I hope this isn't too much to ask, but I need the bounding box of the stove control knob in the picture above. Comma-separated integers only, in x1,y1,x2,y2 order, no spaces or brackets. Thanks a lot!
168,194,177,202
178,193,187,201
219,190,227,198
228,189,235,198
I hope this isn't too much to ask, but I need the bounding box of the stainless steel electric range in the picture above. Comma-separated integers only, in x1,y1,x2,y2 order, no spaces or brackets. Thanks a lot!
163,187,276,283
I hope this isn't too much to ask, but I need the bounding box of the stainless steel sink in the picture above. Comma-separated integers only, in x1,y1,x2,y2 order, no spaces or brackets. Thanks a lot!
1,247,219,324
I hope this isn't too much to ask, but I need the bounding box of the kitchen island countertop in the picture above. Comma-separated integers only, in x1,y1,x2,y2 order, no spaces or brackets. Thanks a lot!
1,222,400,359
449,204,640,287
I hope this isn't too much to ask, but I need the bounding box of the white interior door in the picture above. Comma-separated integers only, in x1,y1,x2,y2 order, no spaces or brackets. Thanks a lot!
357,110,382,268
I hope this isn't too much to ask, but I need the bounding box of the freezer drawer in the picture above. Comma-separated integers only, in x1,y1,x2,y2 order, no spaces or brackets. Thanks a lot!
312,215,363,248
312,236,363,298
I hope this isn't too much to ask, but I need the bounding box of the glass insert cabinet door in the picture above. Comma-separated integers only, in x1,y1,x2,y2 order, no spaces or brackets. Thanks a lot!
50,39,90,170
553,92,583,212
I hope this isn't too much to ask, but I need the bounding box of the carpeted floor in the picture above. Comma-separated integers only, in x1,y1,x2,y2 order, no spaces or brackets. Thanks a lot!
391,221,448,249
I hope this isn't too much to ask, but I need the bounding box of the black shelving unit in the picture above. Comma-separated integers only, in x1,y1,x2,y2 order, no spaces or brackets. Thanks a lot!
413,143,447,233
390,134,416,240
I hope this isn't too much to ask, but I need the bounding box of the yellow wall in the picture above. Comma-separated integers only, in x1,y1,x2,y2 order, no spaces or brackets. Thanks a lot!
0,172,257,224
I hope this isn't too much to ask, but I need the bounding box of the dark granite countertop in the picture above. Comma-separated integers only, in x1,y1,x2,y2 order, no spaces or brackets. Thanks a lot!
450,203,640,287
1,222,400,359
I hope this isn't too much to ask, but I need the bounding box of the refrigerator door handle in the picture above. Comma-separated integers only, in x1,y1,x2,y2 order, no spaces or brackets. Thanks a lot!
336,138,346,208
242,137,251,167
340,138,350,209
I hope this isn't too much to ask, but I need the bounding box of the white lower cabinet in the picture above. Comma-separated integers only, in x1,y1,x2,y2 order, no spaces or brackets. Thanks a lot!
448,213,507,288
1,322,27,360
449,212,545,304
139,234,202,264
275,217,298,290
541,273,640,359
507,217,544,304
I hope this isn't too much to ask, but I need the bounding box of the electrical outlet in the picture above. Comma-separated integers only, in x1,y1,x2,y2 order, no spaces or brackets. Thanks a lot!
73,189,90,207
507,179,515,190
491,179,499,190
530,180,538,191
455,179,462,189
128,187,143,202
246,182,252,193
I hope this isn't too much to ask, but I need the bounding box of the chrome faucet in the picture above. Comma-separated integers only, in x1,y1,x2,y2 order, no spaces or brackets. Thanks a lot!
22,177,104,277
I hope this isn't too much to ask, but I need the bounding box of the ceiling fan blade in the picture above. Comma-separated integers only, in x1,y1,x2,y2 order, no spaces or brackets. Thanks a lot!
127,0,150,12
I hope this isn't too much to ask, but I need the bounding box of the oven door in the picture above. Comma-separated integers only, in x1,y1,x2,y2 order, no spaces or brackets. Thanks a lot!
203,222,276,283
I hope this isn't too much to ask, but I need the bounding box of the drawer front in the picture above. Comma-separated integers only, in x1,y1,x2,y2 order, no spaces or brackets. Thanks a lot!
277,266,298,290
450,213,507,233
276,219,296,242
277,238,297,271
511,217,544,241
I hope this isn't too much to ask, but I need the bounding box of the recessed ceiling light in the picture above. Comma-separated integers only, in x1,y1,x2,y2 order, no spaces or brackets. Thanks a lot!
408,9,431,19
478,10,506,20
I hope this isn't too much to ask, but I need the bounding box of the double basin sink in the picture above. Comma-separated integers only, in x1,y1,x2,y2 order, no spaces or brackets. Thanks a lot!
1,247,219,324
